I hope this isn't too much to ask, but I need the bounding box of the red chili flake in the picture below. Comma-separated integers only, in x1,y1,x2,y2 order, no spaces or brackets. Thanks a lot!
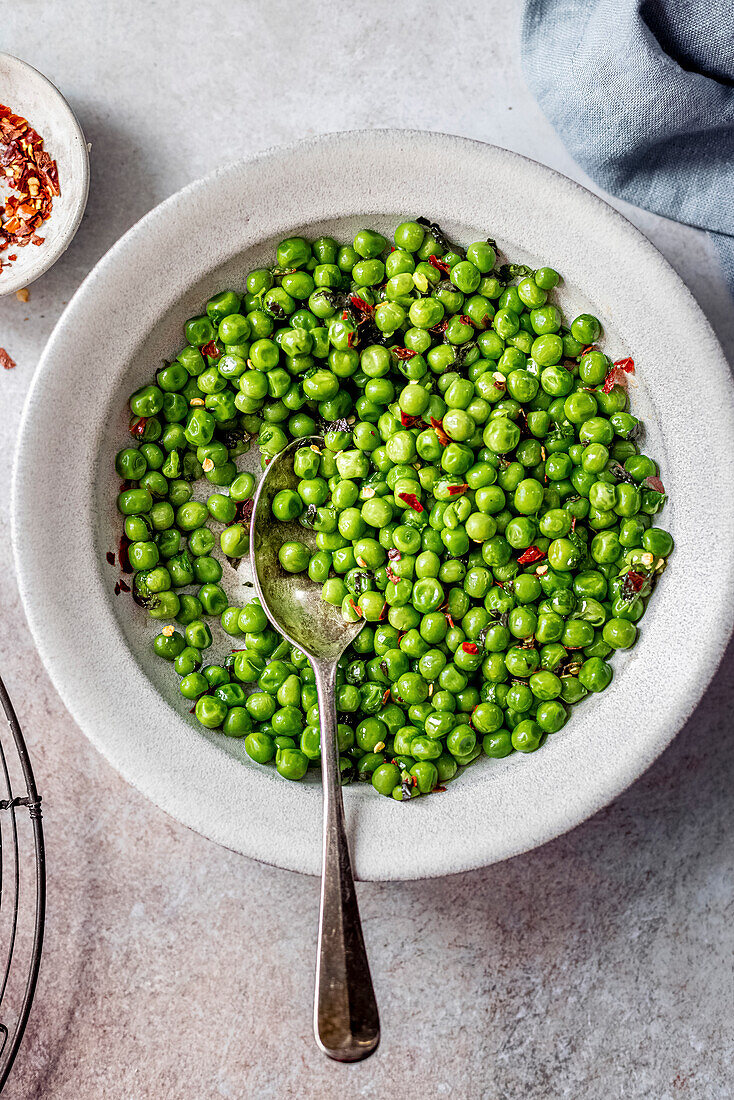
0,104,60,275
347,330,355,348
386,565,400,584
462,642,479,655
341,309,349,320
571,516,577,532
602,357,635,393
411,775,419,787
625,570,647,593
580,345,597,356
433,786,448,793
400,410,424,428
387,548,402,561
118,579,130,592
379,602,388,620
234,498,254,525
429,416,450,446
446,614,455,629
349,295,374,318
493,376,506,391
447,483,469,496
106,551,116,565
382,688,391,705
517,545,546,565
459,314,472,327
644,475,665,494
201,340,220,359
398,492,423,512
0,347,16,370
428,254,450,274
348,597,363,618
129,416,148,437
393,347,417,360
118,536,132,574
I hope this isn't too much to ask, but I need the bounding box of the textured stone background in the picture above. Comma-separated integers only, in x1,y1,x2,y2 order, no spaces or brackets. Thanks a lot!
2,3,733,1097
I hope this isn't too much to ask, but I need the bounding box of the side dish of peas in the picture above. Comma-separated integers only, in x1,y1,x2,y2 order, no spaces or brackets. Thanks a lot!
115,219,672,800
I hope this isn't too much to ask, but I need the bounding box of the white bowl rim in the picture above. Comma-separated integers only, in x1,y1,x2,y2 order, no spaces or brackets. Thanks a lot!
12,129,734,880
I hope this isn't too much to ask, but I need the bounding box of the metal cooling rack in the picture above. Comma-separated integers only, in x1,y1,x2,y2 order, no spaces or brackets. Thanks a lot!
0,674,45,1092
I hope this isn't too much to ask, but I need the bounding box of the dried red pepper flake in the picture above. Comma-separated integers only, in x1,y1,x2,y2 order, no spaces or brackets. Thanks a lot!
201,340,220,359
397,491,423,513
341,309,349,320
429,416,450,446
118,536,132,574
392,347,417,360
447,483,469,496
462,642,479,655
385,565,400,584
346,330,355,348
348,597,363,618
387,549,402,563
428,254,450,274
446,614,455,629
400,410,425,428
459,314,472,327
129,416,148,437
349,295,374,317
517,545,546,565
234,498,254,524
0,104,60,274
619,569,652,605
603,357,635,393
382,688,391,705
105,551,116,566
571,516,577,533
118,579,130,593
0,347,16,370
433,785,447,793
580,345,597,356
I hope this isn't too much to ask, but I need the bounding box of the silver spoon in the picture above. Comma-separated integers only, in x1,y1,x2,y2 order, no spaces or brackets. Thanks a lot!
250,436,380,1063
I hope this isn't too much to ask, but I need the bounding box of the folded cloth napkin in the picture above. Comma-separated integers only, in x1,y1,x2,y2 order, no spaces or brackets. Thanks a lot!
522,0,734,293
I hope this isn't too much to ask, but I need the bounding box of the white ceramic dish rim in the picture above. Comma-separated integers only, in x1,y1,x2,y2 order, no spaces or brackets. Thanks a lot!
0,52,89,296
12,130,734,881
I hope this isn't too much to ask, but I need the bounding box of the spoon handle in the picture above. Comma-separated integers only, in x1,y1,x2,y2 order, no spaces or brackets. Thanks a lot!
313,662,380,1062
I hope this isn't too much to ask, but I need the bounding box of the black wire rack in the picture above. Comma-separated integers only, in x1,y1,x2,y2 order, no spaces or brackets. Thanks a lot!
0,675,45,1092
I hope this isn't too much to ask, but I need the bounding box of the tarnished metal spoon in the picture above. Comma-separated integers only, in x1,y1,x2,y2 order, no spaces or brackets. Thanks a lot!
250,436,380,1063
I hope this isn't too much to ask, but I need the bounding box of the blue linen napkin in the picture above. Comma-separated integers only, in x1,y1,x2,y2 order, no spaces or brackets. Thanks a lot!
522,0,734,294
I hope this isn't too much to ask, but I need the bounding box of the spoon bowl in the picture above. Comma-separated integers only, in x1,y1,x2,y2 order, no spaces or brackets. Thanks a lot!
249,437,363,659
250,436,380,1063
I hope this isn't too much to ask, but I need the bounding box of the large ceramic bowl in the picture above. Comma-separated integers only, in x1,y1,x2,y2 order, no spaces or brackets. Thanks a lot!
12,131,734,880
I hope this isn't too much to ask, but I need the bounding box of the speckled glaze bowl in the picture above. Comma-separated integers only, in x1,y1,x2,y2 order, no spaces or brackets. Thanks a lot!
12,131,734,880
0,53,89,296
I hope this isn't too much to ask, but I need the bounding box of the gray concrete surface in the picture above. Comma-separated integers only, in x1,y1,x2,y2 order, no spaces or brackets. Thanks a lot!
1,3,732,1097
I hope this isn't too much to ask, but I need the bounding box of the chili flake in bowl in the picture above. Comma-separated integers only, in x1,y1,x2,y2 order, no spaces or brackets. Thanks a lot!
0,53,89,296
0,103,60,270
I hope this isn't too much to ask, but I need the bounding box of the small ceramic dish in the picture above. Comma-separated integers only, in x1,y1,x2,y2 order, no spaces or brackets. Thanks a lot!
12,131,734,880
0,53,89,296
